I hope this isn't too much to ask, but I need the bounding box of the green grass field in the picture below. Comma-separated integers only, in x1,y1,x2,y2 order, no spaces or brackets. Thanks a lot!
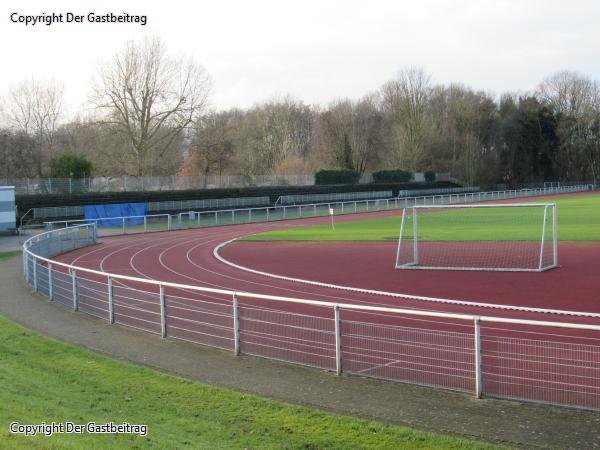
0,249,496,449
244,194,600,242
0,315,499,450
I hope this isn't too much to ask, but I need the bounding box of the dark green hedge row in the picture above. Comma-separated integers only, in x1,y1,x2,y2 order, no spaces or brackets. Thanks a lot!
314,170,361,185
372,170,413,183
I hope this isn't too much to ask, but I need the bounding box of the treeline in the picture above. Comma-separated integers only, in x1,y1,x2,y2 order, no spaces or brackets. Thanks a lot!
1,37,599,188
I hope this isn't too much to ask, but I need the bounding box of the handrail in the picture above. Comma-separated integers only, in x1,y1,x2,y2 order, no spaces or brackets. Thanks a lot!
41,184,590,233
22,223,600,331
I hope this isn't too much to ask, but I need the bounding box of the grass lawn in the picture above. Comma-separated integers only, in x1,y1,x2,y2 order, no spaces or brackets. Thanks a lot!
0,250,21,262
244,194,600,242
0,314,499,449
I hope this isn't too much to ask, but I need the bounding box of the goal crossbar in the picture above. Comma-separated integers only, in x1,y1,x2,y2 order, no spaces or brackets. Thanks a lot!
395,203,558,272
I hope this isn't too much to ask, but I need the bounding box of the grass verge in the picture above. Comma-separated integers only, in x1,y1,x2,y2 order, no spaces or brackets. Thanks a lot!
0,251,21,262
0,315,499,449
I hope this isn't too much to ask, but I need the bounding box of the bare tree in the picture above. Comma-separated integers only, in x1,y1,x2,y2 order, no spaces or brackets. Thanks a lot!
381,67,432,170
537,71,599,117
3,78,63,175
187,110,238,181
316,96,383,174
91,36,211,176
537,71,600,181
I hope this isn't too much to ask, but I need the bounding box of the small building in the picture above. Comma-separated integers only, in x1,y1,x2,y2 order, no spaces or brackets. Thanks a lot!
0,186,16,232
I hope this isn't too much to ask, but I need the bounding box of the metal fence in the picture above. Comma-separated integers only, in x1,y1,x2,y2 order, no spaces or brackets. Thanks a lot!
276,190,393,206
5,172,454,195
398,186,480,197
43,185,591,238
22,224,600,411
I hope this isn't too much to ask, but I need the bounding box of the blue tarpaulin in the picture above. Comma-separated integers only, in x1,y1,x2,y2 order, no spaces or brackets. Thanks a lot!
84,203,147,227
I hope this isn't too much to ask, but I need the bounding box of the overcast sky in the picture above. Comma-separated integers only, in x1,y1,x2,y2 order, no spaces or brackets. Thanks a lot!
2,0,600,116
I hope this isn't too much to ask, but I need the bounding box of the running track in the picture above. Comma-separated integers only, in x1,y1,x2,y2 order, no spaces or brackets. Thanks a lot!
49,205,600,409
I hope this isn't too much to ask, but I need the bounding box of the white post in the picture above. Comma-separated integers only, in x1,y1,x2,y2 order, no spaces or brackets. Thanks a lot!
412,207,419,265
71,270,78,311
108,276,114,324
474,317,482,398
144,216,147,232
552,204,558,267
159,283,166,338
334,305,342,376
539,205,549,271
233,293,240,355
122,217,125,235
329,207,335,231
33,259,38,291
48,262,53,300
395,208,406,267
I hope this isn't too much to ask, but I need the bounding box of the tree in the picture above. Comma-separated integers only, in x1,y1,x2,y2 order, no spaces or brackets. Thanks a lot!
381,67,432,170
315,96,383,174
2,78,63,176
187,110,237,181
50,152,94,178
91,36,211,176
536,71,600,181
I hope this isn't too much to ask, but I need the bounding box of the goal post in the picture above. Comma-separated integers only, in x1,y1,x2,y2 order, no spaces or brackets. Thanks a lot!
395,203,558,272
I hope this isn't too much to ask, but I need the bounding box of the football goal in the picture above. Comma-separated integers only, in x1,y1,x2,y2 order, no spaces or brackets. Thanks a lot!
395,203,558,272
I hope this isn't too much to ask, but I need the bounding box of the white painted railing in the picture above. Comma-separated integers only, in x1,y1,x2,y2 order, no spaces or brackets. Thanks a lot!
43,185,590,238
22,220,600,411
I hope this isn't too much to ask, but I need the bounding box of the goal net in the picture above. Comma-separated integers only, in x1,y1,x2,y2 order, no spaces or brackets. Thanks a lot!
395,203,558,272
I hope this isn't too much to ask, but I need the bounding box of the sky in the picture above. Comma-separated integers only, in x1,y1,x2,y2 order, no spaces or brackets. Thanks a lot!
1,0,599,117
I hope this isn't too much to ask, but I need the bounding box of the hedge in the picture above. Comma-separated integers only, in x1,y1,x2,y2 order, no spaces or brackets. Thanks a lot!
372,170,413,183
315,170,360,185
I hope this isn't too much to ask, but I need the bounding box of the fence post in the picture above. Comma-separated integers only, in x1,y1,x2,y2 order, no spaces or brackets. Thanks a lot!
24,253,30,284
233,293,240,355
71,270,78,311
108,276,114,324
334,305,342,375
474,317,482,398
144,216,147,232
159,283,167,338
48,262,53,300
168,214,172,231
122,217,125,235
32,257,38,291
553,204,558,266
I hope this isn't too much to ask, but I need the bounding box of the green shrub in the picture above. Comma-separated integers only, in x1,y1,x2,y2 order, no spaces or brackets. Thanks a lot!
372,170,413,183
424,170,436,183
314,169,360,185
50,152,94,179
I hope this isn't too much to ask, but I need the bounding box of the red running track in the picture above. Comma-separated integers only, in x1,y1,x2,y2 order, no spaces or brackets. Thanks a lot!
50,206,600,410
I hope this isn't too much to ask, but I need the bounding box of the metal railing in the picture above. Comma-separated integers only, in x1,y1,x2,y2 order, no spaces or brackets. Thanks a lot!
22,223,600,411
397,186,480,197
43,185,590,238
276,190,393,206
